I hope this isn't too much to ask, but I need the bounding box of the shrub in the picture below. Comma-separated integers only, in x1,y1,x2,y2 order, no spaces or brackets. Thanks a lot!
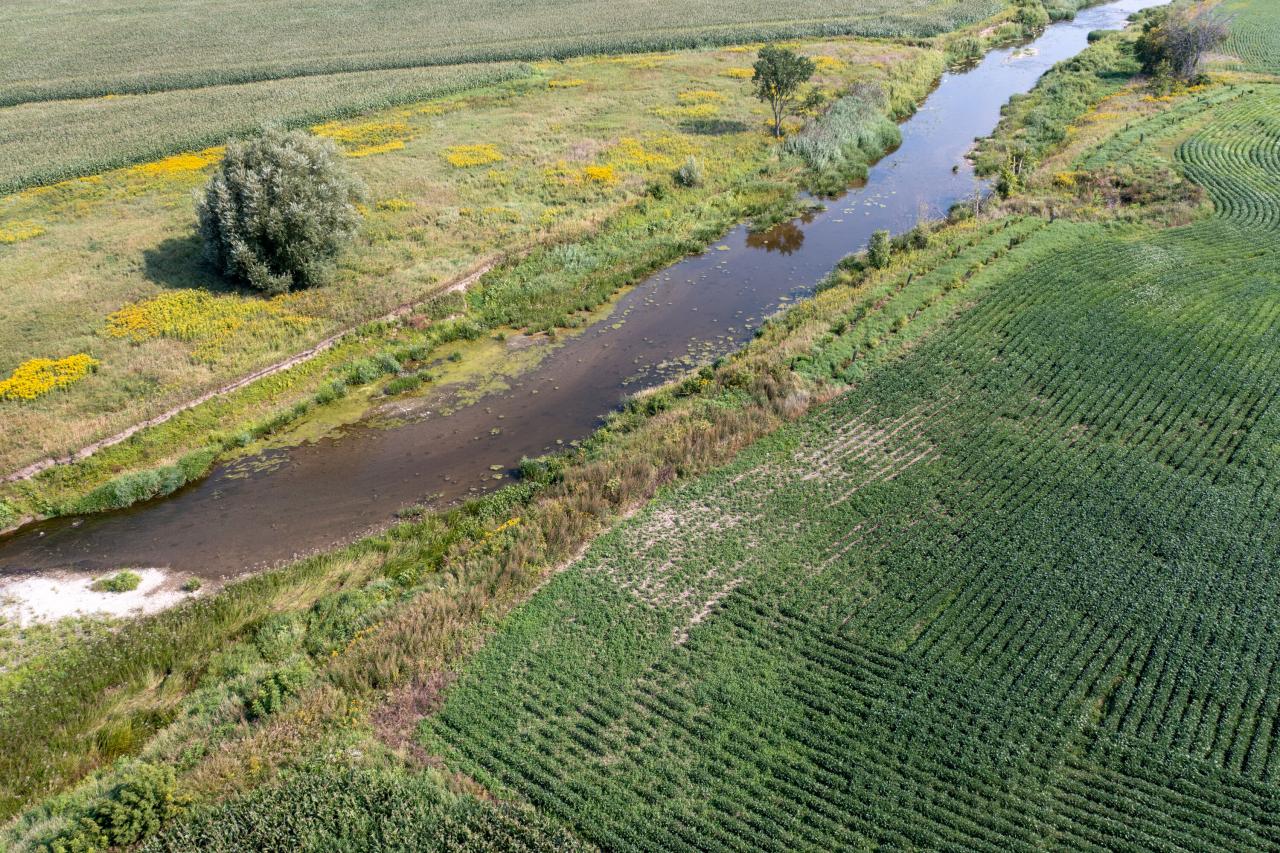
674,156,703,188
90,571,142,593
1016,1,1050,33
73,448,216,514
180,578,202,593
868,230,892,269
1135,5,1228,82
41,764,189,852
196,128,365,294
383,370,430,396
240,660,311,721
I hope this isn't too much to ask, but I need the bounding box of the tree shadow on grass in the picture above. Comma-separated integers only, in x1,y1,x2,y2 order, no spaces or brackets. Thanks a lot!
679,118,749,136
142,234,234,293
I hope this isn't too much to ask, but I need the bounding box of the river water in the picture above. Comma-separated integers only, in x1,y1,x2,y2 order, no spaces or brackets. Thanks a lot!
0,0,1165,580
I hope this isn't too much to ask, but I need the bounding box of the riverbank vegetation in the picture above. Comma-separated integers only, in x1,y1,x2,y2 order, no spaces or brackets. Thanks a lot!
8,0,1280,847
11,46,1280,837
0,36,944,526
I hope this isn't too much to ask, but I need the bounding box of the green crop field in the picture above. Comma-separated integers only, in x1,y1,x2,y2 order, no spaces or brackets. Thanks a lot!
1220,0,1280,75
409,89,1280,849
0,63,530,195
0,0,1003,107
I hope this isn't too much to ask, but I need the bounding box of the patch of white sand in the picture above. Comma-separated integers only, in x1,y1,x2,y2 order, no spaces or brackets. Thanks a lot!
0,568,186,626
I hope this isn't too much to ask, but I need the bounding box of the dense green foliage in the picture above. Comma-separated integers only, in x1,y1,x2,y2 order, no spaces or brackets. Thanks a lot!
419,92,1280,848
974,30,1139,176
1134,4,1229,81
784,86,901,193
197,128,365,293
0,0,1001,106
41,764,189,853
139,765,586,852
72,449,217,515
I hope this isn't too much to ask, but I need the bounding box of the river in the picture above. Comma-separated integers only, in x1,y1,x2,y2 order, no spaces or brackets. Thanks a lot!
0,0,1165,582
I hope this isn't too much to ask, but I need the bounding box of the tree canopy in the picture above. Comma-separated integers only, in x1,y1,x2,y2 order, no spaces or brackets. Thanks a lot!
752,45,817,138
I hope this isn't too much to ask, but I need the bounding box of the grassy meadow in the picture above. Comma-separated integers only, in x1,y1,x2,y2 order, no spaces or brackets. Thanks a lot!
0,36,940,518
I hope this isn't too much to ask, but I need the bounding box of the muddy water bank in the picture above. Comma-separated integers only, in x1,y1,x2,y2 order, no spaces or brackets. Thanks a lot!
0,0,1165,583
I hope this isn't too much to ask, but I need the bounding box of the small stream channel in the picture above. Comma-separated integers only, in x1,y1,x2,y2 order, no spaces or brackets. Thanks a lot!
0,0,1165,582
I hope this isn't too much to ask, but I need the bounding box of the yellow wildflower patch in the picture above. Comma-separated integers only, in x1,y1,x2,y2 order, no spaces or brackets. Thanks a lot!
105,291,314,363
0,354,99,401
444,144,504,167
607,134,695,171
548,78,587,88
583,164,618,184
375,198,416,212
723,67,754,79
0,221,45,244
129,147,223,177
651,102,720,120
345,140,405,158
313,119,413,157
812,56,848,73
677,89,725,104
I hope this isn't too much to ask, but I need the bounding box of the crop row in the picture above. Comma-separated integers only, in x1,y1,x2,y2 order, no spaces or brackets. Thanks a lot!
1075,85,1247,172
422,122,1280,845
1176,88,1280,230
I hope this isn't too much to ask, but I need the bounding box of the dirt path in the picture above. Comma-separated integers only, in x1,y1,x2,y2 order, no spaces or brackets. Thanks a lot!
0,259,497,487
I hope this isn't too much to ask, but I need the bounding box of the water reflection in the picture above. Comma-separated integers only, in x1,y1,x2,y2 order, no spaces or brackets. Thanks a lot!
746,219,806,255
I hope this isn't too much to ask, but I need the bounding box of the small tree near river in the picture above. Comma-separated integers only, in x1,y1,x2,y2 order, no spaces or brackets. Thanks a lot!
753,45,816,138
1136,4,1230,83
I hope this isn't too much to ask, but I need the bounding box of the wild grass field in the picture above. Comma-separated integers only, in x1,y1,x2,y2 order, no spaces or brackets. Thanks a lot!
0,63,531,195
0,37,936,485
0,0,1003,107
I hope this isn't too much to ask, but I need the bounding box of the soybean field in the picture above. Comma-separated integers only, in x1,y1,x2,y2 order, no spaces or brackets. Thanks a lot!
418,89,1280,849
1221,0,1280,75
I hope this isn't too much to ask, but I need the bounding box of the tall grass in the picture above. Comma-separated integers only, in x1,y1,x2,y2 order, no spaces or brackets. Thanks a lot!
785,85,902,194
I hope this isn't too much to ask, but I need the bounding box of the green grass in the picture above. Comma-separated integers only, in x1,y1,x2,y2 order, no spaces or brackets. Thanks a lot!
410,90,1280,848
0,0,1004,106
89,571,143,593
